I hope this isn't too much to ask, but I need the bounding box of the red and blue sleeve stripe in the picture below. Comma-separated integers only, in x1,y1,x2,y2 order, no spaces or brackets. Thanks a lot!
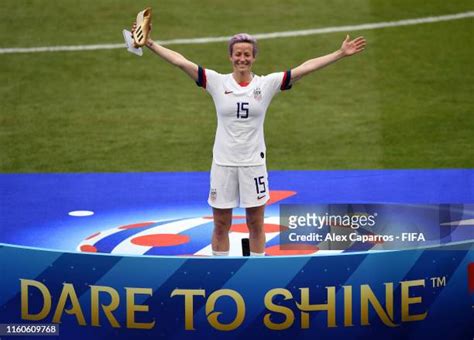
280,70,292,91
195,66,207,89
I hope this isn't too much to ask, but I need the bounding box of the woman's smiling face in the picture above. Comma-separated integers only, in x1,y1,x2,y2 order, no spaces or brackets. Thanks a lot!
229,42,256,73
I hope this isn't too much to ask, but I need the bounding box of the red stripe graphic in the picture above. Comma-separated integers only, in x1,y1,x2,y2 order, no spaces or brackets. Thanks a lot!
119,222,155,230
266,190,297,206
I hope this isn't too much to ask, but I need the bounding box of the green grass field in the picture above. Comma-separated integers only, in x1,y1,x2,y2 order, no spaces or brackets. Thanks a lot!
1,0,473,172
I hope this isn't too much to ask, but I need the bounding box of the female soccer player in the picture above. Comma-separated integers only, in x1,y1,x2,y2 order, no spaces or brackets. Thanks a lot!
132,24,366,256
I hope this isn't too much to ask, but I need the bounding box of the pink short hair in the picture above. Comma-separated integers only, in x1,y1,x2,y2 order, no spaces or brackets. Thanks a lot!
228,33,258,57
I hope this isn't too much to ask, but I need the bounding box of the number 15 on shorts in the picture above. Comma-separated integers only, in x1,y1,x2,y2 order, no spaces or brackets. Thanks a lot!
254,176,266,195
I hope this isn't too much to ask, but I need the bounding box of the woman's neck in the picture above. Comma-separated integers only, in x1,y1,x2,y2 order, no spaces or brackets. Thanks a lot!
232,71,253,84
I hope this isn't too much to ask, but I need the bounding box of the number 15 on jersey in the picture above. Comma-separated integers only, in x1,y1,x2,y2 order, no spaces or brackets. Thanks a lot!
237,102,249,119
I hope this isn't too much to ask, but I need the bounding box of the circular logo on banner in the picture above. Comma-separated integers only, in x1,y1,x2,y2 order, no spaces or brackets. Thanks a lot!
77,215,308,257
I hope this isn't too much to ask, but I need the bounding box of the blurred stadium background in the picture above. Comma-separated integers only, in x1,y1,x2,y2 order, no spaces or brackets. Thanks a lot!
1,0,473,172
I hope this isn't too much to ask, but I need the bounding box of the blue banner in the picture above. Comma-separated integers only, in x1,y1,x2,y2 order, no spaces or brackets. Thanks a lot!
1,242,473,339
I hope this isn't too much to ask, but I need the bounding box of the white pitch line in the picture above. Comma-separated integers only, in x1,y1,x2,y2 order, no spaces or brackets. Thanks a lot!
0,11,473,55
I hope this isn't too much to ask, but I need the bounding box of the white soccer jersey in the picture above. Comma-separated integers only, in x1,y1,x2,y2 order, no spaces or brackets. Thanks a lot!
196,67,292,166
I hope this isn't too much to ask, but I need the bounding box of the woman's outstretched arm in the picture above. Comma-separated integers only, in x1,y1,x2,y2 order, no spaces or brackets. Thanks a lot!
290,35,366,84
132,23,199,81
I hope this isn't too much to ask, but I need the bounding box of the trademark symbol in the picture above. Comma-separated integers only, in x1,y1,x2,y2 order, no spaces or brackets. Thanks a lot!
430,276,447,288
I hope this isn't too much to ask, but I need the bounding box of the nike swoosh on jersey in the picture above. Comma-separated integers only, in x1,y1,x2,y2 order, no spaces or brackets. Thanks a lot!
224,90,233,94
257,195,266,200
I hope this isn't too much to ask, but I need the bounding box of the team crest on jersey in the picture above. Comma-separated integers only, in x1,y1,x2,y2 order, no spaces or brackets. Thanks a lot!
253,87,262,101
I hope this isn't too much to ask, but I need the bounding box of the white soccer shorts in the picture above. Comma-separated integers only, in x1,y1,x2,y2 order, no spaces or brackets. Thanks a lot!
208,162,270,209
